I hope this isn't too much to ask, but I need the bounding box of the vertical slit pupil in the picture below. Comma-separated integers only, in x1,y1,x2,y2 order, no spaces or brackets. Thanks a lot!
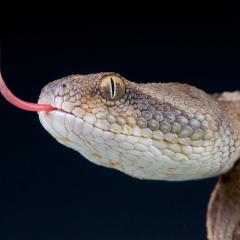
110,78,115,98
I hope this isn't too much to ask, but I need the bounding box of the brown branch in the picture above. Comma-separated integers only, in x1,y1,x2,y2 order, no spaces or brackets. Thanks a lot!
207,160,240,240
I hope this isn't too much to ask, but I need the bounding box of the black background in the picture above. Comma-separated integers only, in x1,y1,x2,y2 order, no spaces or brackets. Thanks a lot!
1,16,240,240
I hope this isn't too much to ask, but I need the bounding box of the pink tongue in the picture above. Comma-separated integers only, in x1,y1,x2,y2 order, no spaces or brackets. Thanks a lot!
0,72,56,112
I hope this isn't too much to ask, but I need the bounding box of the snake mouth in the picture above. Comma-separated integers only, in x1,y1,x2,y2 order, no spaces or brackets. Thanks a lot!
54,108,73,115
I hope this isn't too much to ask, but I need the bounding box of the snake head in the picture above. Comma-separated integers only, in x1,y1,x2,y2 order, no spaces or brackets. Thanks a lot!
37,73,145,175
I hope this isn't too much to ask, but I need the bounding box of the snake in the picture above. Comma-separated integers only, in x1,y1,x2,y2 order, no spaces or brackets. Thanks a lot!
1,72,240,239
36,73,240,181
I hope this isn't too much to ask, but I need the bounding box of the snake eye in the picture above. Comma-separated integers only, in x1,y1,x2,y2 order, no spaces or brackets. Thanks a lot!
99,75,126,101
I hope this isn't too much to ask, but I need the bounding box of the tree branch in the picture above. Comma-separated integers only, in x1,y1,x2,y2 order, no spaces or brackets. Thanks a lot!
207,160,240,240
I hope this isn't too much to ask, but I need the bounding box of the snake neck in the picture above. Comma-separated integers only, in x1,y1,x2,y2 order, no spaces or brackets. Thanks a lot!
207,92,240,240
214,91,240,159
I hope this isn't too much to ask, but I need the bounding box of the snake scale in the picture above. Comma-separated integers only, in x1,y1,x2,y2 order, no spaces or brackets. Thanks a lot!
1,72,240,239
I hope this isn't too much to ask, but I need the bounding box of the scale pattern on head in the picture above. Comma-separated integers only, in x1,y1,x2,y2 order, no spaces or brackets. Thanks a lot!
38,73,239,181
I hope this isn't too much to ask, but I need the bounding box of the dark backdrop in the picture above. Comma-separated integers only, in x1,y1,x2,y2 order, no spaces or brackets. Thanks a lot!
1,19,240,240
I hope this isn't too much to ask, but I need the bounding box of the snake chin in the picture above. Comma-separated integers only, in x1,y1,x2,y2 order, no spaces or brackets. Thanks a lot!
37,109,233,181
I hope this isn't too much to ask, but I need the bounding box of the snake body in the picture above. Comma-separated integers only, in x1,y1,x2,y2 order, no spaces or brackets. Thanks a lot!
38,73,240,181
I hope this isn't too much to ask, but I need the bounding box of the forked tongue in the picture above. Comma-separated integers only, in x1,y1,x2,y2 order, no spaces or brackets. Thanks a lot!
0,72,56,112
